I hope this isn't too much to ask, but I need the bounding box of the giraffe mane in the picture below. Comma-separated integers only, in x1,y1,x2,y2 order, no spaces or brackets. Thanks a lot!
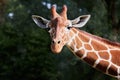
77,28,120,48
100,38,120,48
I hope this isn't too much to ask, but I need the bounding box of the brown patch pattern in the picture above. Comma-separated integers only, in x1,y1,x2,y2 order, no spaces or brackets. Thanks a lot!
108,65,118,76
75,49,85,58
111,50,120,66
91,40,107,51
84,44,92,50
69,30,74,38
83,52,98,66
72,28,78,34
96,60,109,73
69,39,76,51
98,52,109,60
75,36,82,49
78,33,89,42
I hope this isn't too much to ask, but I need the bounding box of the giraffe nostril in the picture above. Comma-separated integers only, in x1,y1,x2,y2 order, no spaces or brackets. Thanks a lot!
58,41,60,44
52,40,60,44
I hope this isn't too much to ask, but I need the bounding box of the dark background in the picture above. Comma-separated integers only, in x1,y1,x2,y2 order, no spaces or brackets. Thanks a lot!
0,0,120,80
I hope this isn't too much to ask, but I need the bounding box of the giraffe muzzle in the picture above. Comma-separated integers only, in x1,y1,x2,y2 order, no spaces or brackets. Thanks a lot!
51,40,63,54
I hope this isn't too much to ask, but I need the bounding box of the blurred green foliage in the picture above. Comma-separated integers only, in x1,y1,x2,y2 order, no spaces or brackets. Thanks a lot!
0,0,120,80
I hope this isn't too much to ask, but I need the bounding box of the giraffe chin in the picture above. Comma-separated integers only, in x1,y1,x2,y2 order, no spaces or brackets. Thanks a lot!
51,44,63,54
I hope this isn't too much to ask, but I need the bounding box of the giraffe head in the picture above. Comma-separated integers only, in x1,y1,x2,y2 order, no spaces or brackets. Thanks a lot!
32,5,90,53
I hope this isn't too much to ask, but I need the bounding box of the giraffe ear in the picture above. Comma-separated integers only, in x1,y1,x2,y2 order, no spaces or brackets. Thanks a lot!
32,15,50,28
71,15,91,28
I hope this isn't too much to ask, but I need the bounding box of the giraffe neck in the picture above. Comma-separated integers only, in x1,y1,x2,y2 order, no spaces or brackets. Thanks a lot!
66,28,120,79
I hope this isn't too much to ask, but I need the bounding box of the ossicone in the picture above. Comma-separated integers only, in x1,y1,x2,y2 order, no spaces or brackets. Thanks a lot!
60,5,67,19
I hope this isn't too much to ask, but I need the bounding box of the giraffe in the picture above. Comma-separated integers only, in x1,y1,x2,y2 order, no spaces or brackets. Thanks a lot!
32,5,120,79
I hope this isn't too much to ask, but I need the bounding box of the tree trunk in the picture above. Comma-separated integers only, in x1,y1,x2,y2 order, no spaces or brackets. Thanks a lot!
0,0,7,25
102,0,120,41
103,0,119,31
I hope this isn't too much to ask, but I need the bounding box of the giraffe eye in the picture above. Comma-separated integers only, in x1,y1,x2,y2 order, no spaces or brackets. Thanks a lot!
66,25,71,30
67,27,71,30
46,23,51,31
47,27,50,31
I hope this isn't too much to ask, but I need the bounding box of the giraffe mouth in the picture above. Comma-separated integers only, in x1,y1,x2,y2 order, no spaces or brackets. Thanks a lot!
51,44,63,54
